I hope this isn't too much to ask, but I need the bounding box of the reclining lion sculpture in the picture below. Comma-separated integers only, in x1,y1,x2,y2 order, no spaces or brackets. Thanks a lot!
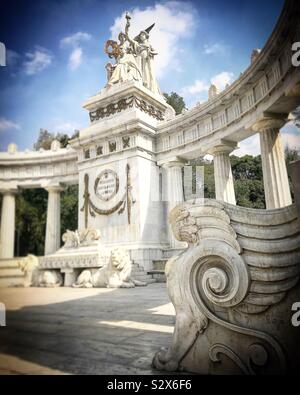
153,199,300,375
72,247,147,288
18,255,63,287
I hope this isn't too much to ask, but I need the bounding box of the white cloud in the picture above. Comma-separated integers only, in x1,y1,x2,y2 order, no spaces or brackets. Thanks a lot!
0,118,21,133
237,134,260,157
234,126,300,158
69,48,83,70
23,48,52,75
60,31,91,71
6,49,20,67
60,32,91,48
50,120,81,135
211,71,234,91
109,2,196,78
181,71,234,101
203,43,228,55
181,79,209,95
282,132,300,151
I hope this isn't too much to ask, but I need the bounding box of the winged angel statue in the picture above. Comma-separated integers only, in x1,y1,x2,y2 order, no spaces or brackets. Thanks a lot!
104,12,161,96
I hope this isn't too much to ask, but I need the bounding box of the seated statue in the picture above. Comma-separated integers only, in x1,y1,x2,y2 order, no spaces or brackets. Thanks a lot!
106,33,142,87
72,247,147,288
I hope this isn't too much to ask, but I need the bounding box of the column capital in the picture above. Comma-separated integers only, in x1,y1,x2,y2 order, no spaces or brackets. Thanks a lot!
285,82,300,98
252,114,287,132
44,184,65,193
207,141,237,156
158,156,186,169
0,187,18,195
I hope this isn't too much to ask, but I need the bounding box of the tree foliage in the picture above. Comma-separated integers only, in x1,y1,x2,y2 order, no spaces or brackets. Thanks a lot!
34,128,79,150
163,92,186,115
189,147,299,209
14,130,79,256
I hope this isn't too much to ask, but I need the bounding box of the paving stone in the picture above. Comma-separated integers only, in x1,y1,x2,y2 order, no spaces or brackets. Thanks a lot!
0,283,174,375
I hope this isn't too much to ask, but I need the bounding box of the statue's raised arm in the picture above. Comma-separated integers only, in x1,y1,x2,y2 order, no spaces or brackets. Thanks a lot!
130,23,161,95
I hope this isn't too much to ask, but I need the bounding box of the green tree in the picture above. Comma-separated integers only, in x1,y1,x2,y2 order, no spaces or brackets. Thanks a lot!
285,146,300,201
230,154,265,208
14,130,79,256
61,185,79,234
34,129,79,150
15,189,48,256
163,92,186,115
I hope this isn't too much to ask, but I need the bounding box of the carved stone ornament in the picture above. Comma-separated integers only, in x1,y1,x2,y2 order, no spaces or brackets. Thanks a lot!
89,95,164,122
94,169,119,201
81,164,135,227
153,199,300,375
72,247,147,289
62,228,101,249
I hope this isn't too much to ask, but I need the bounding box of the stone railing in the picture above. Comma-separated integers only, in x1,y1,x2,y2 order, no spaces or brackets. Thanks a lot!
0,142,78,188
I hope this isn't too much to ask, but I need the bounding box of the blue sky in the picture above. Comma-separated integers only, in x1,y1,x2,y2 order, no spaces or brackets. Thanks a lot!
0,0,299,155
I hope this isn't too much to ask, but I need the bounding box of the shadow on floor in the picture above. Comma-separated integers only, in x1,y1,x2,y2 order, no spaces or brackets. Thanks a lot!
0,284,175,375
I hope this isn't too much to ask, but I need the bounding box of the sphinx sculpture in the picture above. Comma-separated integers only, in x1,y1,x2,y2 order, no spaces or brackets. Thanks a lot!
152,199,300,374
104,12,161,96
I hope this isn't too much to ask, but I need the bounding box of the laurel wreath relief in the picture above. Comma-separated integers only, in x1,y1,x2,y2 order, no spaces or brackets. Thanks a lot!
80,164,135,227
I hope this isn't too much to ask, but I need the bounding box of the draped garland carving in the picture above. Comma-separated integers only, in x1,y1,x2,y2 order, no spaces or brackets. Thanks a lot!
89,95,164,122
80,164,135,227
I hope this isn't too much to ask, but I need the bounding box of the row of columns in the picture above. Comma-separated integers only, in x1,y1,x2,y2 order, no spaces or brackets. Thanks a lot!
253,116,292,209
207,115,291,209
161,115,292,248
0,116,293,256
161,159,185,248
0,185,63,259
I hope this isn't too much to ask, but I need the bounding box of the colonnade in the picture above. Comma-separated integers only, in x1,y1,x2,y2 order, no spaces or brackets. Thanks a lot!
0,115,293,257
0,185,64,258
160,115,292,248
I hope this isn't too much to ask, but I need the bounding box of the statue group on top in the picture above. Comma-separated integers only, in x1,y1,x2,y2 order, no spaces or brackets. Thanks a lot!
104,12,161,96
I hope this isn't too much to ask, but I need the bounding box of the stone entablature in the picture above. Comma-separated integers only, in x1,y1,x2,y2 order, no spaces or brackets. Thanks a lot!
0,145,78,188
82,80,174,125
155,0,300,159
89,95,164,122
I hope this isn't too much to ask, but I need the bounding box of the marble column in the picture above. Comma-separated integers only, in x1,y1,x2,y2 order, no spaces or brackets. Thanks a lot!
209,144,236,205
252,116,292,209
162,158,185,248
45,185,64,255
0,189,18,258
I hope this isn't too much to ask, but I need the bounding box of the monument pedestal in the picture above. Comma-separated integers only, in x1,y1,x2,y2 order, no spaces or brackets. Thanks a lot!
70,81,175,270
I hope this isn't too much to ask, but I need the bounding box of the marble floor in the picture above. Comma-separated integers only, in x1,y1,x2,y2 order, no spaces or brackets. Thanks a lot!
0,283,175,375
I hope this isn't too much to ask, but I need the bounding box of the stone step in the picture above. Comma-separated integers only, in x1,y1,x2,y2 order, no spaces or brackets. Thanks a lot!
131,271,149,277
144,278,157,284
152,260,167,271
147,269,166,283
0,268,24,277
133,274,154,281
0,276,24,288
0,258,25,269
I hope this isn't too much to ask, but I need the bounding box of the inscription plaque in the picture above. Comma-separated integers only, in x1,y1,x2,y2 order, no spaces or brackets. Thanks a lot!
94,169,119,201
